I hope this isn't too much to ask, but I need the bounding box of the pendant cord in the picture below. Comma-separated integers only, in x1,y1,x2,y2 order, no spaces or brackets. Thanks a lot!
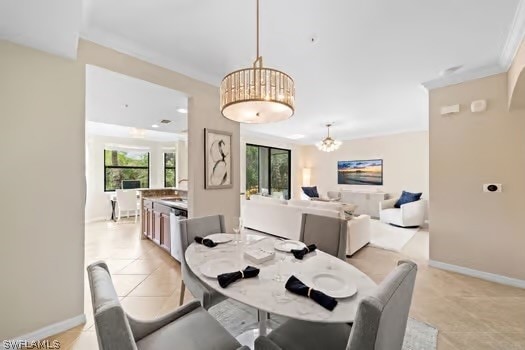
256,0,260,59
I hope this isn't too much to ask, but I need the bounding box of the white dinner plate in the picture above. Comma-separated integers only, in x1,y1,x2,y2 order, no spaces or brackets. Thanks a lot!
199,258,238,279
301,272,357,299
274,240,307,252
206,233,234,244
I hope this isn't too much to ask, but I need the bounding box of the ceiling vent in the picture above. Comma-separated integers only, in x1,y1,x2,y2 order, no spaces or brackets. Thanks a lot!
160,119,172,124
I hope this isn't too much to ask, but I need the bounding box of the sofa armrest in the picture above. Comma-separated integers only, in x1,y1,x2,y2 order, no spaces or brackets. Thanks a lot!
346,215,371,256
400,200,426,225
380,198,398,211
128,300,201,341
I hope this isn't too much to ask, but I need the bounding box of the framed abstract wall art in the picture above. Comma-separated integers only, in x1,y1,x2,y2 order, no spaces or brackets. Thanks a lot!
204,128,233,189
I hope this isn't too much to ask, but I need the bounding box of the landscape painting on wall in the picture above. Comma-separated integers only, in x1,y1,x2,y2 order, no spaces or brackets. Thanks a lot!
337,159,383,185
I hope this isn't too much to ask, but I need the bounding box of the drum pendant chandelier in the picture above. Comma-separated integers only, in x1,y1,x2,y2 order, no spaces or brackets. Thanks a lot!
220,0,295,123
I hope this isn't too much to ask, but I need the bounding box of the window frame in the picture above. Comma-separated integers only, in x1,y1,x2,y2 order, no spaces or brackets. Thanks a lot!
103,150,150,192
163,152,177,188
246,143,292,199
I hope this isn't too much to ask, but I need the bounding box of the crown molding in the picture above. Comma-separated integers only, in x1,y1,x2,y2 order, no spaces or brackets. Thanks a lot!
79,30,221,87
421,61,506,90
423,0,525,90
500,0,525,70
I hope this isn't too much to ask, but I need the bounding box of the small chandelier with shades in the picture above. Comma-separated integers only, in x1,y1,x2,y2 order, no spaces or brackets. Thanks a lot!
220,0,295,123
316,123,342,152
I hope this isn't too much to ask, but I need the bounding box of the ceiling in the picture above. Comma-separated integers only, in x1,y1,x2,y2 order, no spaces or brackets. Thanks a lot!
86,121,184,142
80,0,521,143
1,0,522,143
0,0,82,58
86,65,188,134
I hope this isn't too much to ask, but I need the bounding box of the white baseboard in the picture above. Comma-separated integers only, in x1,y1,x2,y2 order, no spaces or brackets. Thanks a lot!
7,314,86,342
429,260,525,289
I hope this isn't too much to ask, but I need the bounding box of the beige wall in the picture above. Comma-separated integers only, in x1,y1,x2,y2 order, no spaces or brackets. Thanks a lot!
0,41,86,339
0,39,240,339
508,39,525,110
77,40,240,229
299,131,429,200
429,73,525,281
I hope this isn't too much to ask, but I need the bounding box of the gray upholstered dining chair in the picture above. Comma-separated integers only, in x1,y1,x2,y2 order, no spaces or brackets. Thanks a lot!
87,261,248,350
178,214,227,309
254,260,418,350
299,213,347,260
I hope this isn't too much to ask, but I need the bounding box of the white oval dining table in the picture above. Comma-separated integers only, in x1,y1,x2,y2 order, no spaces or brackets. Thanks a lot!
185,234,377,342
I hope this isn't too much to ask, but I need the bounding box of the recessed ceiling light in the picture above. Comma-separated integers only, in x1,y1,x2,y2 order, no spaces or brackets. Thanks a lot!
287,134,305,140
152,124,159,128
440,65,463,77
176,108,188,114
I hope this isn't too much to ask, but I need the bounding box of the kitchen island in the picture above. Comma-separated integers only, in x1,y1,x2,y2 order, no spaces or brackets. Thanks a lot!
139,189,188,261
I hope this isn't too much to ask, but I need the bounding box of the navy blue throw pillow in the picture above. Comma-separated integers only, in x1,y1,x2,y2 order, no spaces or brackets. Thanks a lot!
394,191,422,208
302,186,320,198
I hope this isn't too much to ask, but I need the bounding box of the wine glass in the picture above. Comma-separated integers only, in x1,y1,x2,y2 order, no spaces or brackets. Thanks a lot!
273,253,287,282
232,217,243,244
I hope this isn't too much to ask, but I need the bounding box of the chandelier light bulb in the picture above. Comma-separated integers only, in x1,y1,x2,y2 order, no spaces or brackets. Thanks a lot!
316,124,342,152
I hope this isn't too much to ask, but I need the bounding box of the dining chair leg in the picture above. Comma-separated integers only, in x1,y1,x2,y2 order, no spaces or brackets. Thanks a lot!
179,280,186,306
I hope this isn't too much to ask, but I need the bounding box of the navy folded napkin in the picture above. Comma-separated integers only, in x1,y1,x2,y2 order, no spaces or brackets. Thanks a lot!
291,244,317,260
194,236,217,248
218,266,260,288
285,275,338,311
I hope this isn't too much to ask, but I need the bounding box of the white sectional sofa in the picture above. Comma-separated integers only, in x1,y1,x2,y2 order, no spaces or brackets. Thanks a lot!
242,195,371,256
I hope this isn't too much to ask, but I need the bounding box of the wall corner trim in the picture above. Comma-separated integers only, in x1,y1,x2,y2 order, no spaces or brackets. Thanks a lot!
5,314,86,343
429,260,525,289
500,0,525,70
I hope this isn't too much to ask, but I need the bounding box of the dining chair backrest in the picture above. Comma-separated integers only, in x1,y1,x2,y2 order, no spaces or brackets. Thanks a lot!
87,261,137,350
346,260,418,350
178,214,226,260
116,189,137,212
299,213,347,260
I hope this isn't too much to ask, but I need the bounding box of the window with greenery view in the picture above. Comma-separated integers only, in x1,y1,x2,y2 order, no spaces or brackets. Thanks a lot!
164,152,176,187
104,150,150,191
246,144,291,199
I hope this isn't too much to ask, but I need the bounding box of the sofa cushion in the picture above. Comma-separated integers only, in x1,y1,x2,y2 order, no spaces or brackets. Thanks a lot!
310,201,342,211
288,199,312,208
301,186,320,198
250,194,287,205
394,191,422,208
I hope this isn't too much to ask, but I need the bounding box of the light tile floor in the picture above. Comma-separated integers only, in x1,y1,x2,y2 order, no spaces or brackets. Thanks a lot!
49,220,525,349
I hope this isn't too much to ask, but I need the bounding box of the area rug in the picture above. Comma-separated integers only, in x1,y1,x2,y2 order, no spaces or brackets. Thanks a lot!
209,299,438,350
368,219,419,252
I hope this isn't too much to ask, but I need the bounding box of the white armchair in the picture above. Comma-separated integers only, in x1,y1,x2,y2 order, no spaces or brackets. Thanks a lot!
379,198,426,228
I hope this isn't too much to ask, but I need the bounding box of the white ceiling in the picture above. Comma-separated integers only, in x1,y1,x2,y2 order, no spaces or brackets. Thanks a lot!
86,121,184,142
86,65,188,134
1,0,522,143
0,0,82,58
